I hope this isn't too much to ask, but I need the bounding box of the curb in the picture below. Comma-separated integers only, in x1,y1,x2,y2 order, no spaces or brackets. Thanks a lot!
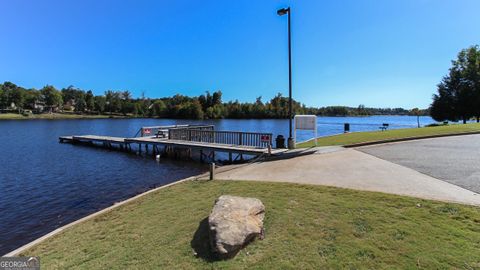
344,131,480,148
3,175,206,257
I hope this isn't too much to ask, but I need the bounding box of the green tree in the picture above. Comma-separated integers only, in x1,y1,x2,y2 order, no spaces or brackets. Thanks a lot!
410,108,421,128
198,94,207,111
0,83,3,108
120,101,134,115
105,90,121,114
11,88,25,109
139,99,151,117
41,85,63,110
94,96,106,113
121,90,132,100
250,97,264,118
206,91,212,108
61,86,79,103
206,104,225,119
151,100,167,117
119,90,137,115
431,45,480,123
1,82,25,109
178,100,204,119
24,89,41,109
85,90,95,111
120,90,134,114
464,46,480,122
188,100,204,119
75,96,86,112
431,82,455,122
212,91,222,105
133,102,144,116
357,105,368,116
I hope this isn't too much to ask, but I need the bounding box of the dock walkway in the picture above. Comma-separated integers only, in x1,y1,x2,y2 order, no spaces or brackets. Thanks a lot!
59,134,287,160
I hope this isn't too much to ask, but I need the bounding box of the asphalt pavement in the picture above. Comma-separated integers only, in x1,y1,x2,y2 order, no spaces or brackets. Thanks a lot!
359,134,480,194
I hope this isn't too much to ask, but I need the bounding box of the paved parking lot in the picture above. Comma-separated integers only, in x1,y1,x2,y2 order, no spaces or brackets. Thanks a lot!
359,134,480,194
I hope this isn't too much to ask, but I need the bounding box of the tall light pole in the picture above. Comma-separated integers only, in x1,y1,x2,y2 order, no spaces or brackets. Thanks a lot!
277,7,294,149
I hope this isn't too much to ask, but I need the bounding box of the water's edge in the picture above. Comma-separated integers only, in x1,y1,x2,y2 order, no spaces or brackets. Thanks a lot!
0,116,435,254
4,174,208,257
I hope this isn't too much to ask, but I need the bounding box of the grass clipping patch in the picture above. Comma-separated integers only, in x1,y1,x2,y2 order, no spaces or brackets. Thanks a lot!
21,180,480,269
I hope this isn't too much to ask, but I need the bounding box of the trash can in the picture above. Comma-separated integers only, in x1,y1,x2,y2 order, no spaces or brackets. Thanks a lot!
344,123,350,133
275,135,286,149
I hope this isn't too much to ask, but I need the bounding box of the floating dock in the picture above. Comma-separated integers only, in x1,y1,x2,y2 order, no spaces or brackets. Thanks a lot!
59,125,287,163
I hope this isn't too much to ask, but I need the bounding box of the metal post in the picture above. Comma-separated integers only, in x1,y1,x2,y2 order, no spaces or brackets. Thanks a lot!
278,7,295,149
209,162,215,180
288,8,293,145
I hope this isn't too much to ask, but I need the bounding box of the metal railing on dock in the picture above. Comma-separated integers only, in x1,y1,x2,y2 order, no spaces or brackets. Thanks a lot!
168,128,272,148
134,124,214,137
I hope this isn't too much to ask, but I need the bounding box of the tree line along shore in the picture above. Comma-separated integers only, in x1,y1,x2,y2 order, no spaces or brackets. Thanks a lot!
2,45,479,121
0,82,427,120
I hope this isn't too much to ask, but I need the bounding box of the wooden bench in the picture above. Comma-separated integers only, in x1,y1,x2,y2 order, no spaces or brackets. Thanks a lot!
379,123,389,131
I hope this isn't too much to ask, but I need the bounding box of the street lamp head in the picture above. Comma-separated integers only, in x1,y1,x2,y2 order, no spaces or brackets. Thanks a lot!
277,7,290,16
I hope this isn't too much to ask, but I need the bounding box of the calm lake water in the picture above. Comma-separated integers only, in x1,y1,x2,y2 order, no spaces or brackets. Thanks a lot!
0,115,434,254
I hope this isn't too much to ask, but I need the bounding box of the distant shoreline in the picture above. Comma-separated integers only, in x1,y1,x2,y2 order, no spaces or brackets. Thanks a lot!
0,112,432,121
0,113,138,120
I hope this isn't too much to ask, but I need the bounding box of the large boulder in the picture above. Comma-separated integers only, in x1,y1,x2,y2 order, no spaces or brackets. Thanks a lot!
208,195,265,259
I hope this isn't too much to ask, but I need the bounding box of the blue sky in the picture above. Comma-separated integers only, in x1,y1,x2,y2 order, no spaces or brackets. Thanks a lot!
1,0,479,108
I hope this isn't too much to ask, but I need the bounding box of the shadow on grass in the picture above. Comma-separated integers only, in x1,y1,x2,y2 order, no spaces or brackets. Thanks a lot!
191,217,219,262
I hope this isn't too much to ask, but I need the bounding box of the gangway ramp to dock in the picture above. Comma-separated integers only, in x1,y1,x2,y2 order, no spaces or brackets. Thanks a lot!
125,137,286,155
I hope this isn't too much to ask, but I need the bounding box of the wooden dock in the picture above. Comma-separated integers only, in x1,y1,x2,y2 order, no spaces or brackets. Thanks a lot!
59,127,287,163
59,135,135,151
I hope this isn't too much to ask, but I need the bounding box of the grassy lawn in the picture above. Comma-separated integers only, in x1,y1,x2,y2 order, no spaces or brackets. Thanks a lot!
0,113,130,120
20,180,480,269
297,123,480,148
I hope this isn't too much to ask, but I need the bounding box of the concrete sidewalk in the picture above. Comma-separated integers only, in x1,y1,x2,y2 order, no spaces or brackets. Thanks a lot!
212,148,480,206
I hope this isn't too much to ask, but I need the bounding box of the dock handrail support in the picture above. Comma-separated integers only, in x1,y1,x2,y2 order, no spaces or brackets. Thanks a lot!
133,128,142,138
169,126,273,149
167,125,215,141
136,124,214,137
